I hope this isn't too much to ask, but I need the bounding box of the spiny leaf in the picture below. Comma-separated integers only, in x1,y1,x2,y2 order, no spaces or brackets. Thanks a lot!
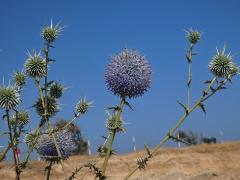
217,86,227,90
124,100,134,110
48,58,56,63
2,114,7,120
210,87,216,93
107,106,120,111
204,80,212,84
46,81,55,87
187,78,192,87
144,144,152,158
177,100,189,114
198,102,206,115
202,90,208,96
186,54,191,63
101,136,107,140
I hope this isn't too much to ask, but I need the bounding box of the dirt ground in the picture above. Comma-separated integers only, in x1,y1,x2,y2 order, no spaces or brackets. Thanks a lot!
0,141,240,180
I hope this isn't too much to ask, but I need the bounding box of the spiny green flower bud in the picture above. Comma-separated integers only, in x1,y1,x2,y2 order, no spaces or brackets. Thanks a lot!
75,97,92,115
25,130,39,148
209,46,239,79
41,20,64,43
105,112,124,132
229,64,240,77
24,51,46,78
14,111,30,125
186,29,201,44
34,97,59,118
49,82,64,99
13,71,26,87
0,85,20,110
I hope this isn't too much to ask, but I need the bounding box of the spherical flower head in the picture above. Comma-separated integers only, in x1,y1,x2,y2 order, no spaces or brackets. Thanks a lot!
209,46,239,79
24,51,46,78
105,49,152,98
25,130,39,148
0,85,20,110
41,20,64,43
186,28,201,44
49,82,64,99
10,111,30,126
13,71,26,87
75,97,92,115
35,130,75,162
34,97,59,118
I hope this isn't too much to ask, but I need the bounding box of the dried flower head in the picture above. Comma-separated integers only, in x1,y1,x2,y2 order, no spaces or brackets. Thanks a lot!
186,28,201,44
13,71,26,87
24,51,46,78
41,20,64,43
209,46,239,78
75,97,92,115
35,130,75,162
34,97,59,118
0,85,20,110
105,49,152,98
49,82,64,99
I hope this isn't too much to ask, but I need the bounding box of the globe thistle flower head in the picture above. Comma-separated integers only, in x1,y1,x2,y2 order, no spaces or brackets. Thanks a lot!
13,71,26,87
35,130,75,162
10,111,30,126
186,28,201,44
105,111,125,132
34,97,59,118
75,97,92,115
49,82,64,99
0,85,20,110
41,20,64,43
24,51,46,78
25,130,39,148
105,49,152,98
209,46,239,79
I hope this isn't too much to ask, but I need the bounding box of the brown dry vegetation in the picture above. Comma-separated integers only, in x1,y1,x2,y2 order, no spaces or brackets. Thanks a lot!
0,141,240,180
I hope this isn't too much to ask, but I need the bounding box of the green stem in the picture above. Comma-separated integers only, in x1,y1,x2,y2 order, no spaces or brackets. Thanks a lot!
124,77,218,180
187,62,191,108
6,110,20,180
101,97,125,175
187,44,193,109
13,111,20,164
44,43,50,120
47,122,67,178
57,112,81,132
0,144,10,161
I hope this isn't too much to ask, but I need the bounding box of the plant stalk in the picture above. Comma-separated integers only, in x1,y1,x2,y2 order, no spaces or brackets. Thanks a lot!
101,97,125,175
187,44,193,109
46,161,53,180
124,77,218,180
6,110,20,180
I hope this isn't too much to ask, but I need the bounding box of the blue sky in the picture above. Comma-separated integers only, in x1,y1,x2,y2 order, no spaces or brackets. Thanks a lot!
0,0,240,156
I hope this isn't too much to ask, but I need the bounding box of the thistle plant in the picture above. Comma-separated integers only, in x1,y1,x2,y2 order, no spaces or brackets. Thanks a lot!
0,84,22,179
0,20,91,180
101,49,152,175
123,31,239,180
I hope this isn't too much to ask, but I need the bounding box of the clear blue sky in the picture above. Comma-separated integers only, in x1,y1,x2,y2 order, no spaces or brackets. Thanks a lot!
0,0,240,156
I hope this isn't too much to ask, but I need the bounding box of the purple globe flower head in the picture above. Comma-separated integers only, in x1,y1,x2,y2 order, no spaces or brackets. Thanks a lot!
105,49,152,98
35,130,75,162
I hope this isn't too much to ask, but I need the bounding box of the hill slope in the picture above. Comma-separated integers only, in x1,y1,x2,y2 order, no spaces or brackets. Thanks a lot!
0,142,240,180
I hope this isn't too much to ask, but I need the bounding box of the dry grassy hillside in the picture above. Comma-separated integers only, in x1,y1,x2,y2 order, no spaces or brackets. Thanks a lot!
0,142,240,180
